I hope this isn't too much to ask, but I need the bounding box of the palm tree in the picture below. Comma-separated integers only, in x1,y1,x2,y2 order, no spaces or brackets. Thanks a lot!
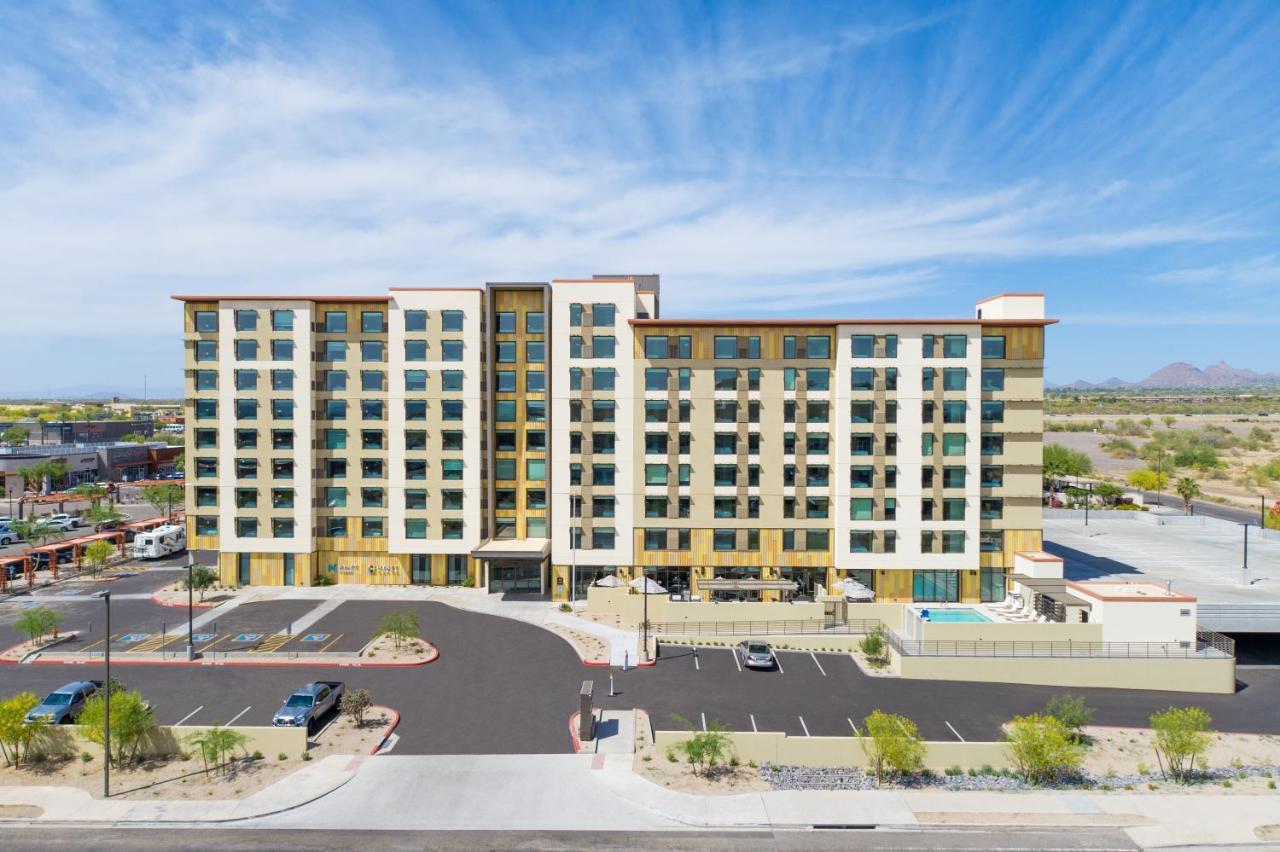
1175,477,1201,515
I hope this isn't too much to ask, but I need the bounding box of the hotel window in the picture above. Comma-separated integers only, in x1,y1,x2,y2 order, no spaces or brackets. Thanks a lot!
235,398,258,420
526,400,546,421
325,486,348,507
677,529,692,549
495,400,516,421
442,430,464,451
885,367,898,390
235,518,258,538
405,370,427,392
525,311,545,333
496,341,516,363
714,464,737,486
850,368,874,391
783,368,796,391
943,401,966,423
850,401,874,423
276,458,297,479
526,488,546,510
645,368,668,391
590,432,613,454
806,465,829,487
324,341,347,362
807,368,830,390
592,496,616,518
981,465,1004,487
195,458,217,478
645,432,668,454
233,369,256,391
783,336,797,359
981,498,1004,520
526,341,545,362
806,401,829,423
194,310,218,332
943,335,967,358
592,303,616,327
324,311,347,333
923,401,935,423
645,464,669,485
496,312,516,334
643,529,667,551
942,531,965,554
979,530,1004,554
981,401,1005,423
922,334,936,358
850,466,874,488
234,429,257,450
588,336,613,358
645,400,668,423
850,334,874,358
406,400,428,421
806,529,830,550
806,497,829,518
406,490,428,510
593,464,616,486
195,487,217,508
885,466,897,488
360,311,385,333
442,400,464,420
233,309,257,331
850,530,873,553
645,497,668,518
568,303,584,327
591,367,615,390
195,428,217,449
442,310,464,332
714,433,736,455
850,498,874,521
362,370,384,391
362,518,385,538
525,370,546,392
321,459,343,478
806,336,831,359
442,490,464,510
194,370,217,390
713,529,736,551
714,336,736,359
404,310,427,332
441,459,464,480
851,433,873,455
591,400,615,423
943,466,966,488
442,340,464,362
361,429,384,450
361,341,384,362
405,340,428,361
526,458,547,481
405,519,427,539
272,488,294,509
942,433,967,456
714,400,737,422
981,335,1006,359
362,400,384,420
714,497,736,519
746,368,759,390
405,430,427,450
324,370,347,391
807,433,829,455
235,339,258,360
195,399,217,420
195,340,217,361
981,368,1005,391
496,370,516,392
885,334,898,357
272,369,294,390
273,519,294,539
943,498,966,521
943,368,966,391
442,520,465,540
922,433,935,455
235,488,258,509
981,434,1004,455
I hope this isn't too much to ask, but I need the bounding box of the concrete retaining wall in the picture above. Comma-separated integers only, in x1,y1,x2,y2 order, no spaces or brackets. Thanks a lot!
660,635,864,652
896,653,1236,694
653,729,1013,770
39,724,308,759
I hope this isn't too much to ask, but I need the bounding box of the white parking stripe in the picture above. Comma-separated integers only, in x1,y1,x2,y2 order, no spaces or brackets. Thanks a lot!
732,648,742,672
774,654,784,674
700,712,707,732
945,720,966,742
222,706,252,727
174,706,204,726
847,717,857,732
798,716,810,737
693,648,700,671
809,652,827,676
750,714,758,733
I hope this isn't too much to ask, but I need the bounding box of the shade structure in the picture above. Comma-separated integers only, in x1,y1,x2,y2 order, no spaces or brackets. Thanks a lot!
628,576,667,594
835,577,876,601
593,574,624,588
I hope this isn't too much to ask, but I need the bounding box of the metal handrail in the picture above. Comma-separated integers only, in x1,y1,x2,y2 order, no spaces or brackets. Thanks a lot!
883,629,1235,660
646,618,882,637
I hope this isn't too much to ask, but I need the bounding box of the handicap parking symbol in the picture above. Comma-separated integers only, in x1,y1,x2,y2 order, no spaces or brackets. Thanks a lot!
300,633,330,642
120,633,150,643
192,633,215,643
58,589,81,596
234,633,263,643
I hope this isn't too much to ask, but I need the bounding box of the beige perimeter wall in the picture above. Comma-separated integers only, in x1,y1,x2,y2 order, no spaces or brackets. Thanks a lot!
44,724,309,759
654,730,1013,770
896,654,1236,694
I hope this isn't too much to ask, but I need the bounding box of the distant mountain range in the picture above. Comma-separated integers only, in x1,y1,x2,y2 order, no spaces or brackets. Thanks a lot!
0,384,184,401
1051,362,1280,391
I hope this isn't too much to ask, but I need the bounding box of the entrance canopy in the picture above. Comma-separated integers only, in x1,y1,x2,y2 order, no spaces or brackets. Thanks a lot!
470,538,550,560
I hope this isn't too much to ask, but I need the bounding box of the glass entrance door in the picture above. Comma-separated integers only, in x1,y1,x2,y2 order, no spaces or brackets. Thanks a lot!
488,561,542,593
446,555,468,585
410,554,430,585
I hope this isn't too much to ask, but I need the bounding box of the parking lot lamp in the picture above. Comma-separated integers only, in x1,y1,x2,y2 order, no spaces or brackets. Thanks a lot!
93,589,111,797
642,567,650,662
186,552,195,661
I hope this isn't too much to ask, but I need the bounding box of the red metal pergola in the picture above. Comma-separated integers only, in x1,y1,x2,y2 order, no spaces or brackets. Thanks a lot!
0,555,33,593
24,531,126,580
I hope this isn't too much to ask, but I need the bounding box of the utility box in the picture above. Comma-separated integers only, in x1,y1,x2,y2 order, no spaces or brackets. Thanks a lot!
578,681,594,742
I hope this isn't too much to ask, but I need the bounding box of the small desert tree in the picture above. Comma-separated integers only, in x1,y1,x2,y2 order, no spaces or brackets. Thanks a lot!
14,606,60,645
1175,477,1201,514
1150,706,1213,782
378,610,420,651
184,726,251,776
667,715,735,776
9,518,59,551
1006,714,1083,784
859,710,925,784
859,624,887,664
78,688,156,766
340,688,373,728
142,483,184,521
184,565,219,601
0,691,46,767
83,539,116,578
1044,694,1093,743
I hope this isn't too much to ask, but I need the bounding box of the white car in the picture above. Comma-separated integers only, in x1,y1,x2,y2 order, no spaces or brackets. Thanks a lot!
43,514,81,531
736,640,777,670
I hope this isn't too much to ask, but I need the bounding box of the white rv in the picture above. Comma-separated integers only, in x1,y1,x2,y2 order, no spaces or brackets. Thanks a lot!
132,524,186,559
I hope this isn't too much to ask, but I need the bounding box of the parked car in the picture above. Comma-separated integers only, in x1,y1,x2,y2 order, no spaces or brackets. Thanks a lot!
94,519,126,533
43,514,80,531
25,680,103,724
272,682,345,730
735,640,777,670
0,525,20,547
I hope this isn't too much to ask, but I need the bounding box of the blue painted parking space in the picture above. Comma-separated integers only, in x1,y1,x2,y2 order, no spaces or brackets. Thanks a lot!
301,633,330,642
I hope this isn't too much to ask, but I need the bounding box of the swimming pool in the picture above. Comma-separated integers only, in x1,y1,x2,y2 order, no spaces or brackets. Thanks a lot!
919,607,991,623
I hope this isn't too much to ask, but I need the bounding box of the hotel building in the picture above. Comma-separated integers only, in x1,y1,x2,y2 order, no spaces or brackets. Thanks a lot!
177,279,1051,603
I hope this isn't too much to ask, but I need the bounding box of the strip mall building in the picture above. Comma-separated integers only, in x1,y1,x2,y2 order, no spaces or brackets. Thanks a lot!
177,278,1051,604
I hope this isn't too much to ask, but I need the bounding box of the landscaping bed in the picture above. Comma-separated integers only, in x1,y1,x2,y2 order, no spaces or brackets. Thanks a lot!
547,622,609,664
632,710,771,795
359,634,436,664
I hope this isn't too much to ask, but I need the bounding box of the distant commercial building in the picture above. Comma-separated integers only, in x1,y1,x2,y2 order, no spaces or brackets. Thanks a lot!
0,441,181,498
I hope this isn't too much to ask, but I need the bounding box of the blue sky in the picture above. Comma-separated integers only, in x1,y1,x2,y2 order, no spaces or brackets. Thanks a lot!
1,0,1278,394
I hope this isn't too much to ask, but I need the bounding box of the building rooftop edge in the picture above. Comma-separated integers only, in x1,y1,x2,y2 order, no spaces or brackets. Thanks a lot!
628,317,1059,327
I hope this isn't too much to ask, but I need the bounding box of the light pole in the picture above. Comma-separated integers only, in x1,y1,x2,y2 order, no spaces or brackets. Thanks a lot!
186,552,195,661
642,566,651,662
1084,482,1093,527
93,589,111,797
1243,523,1251,586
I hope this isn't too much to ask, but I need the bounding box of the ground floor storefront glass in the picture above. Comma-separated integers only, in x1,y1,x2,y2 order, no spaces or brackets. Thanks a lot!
446,555,468,585
646,567,690,598
488,559,544,594
979,567,1007,602
912,569,959,602
778,567,826,600
709,566,761,601
571,565,616,600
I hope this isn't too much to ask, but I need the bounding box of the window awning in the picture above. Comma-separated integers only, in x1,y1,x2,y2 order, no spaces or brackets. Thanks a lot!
700,578,799,592
470,538,550,560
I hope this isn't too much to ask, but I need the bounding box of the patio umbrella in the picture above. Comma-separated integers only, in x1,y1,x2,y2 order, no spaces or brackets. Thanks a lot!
835,577,875,602
593,574,624,587
628,576,667,594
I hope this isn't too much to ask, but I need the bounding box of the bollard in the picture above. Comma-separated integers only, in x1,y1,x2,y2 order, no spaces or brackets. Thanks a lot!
623,650,629,671
609,670,615,697
578,681,594,744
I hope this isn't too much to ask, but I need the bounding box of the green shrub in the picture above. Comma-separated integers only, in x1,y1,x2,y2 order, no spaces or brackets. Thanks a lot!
859,625,886,660
301,751,312,761
858,710,925,784
251,750,263,761
80,752,93,763
1006,714,1084,785
278,752,288,761
1044,695,1093,742
1150,706,1213,783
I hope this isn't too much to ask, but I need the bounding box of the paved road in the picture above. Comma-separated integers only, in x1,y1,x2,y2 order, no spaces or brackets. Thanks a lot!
0,827,1143,851
3,596,1280,752
1136,490,1262,525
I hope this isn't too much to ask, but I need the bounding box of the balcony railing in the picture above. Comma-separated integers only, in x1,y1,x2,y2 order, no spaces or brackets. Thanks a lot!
883,629,1234,660
646,618,882,637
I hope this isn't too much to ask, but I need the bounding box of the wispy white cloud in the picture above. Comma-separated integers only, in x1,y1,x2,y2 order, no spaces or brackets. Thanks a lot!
1149,255,1280,288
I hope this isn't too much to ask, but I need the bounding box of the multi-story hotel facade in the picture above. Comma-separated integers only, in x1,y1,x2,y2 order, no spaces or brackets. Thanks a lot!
177,278,1051,604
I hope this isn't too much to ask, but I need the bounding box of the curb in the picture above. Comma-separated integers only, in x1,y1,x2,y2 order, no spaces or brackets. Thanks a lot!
370,705,401,755
29,641,441,669
150,593,216,610
568,710,586,752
